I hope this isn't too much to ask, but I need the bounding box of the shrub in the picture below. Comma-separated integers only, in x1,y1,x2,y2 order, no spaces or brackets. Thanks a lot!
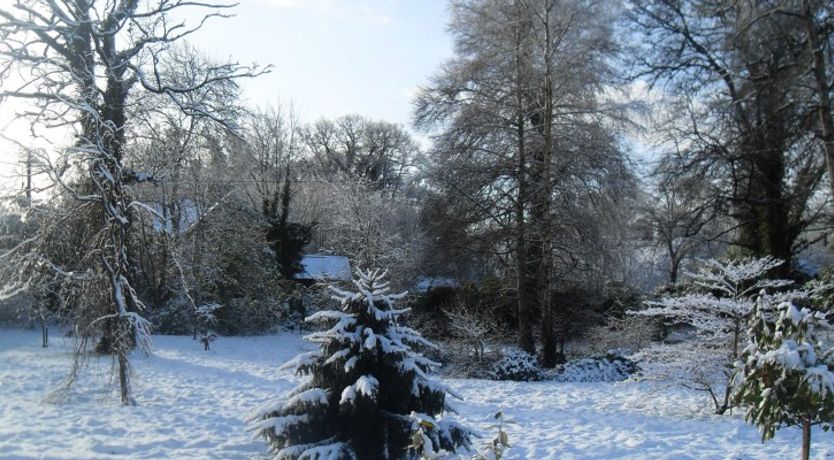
149,295,193,335
215,297,283,335
554,350,638,383
491,349,542,381
584,314,660,356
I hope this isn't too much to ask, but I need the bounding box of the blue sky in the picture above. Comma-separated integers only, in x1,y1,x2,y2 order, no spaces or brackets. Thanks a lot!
0,1,454,183
186,0,454,126
0,1,655,184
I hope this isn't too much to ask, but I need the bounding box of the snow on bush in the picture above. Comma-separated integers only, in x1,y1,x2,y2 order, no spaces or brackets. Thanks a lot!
631,257,800,414
734,297,834,460
491,349,542,381
554,350,638,383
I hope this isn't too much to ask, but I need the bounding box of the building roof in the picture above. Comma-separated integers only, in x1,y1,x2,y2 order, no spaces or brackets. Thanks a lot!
414,276,459,293
295,255,352,281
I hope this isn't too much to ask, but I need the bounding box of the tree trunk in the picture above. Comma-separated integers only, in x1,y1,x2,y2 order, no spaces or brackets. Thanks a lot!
802,419,811,460
516,130,535,354
668,243,680,284
801,0,834,212
118,351,131,405
714,317,744,414
41,318,48,348
537,1,557,368
25,151,32,205
514,0,535,354
733,86,792,274
716,385,731,415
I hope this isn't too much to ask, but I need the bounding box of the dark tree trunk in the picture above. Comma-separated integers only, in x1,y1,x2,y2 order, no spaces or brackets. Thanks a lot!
668,243,680,284
41,318,48,348
802,419,811,460
732,65,793,276
514,2,535,355
118,352,131,405
535,1,557,368
516,150,535,353
801,0,834,213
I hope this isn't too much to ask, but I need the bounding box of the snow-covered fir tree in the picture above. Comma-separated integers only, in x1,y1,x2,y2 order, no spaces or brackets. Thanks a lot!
632,257,798,414
247,269,474,459
733,297,834,460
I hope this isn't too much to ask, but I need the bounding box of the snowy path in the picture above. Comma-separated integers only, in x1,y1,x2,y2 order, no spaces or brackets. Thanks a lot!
0,328,832,459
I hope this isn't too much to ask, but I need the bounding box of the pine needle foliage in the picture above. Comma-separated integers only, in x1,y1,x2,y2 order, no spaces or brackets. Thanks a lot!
248,269,474,459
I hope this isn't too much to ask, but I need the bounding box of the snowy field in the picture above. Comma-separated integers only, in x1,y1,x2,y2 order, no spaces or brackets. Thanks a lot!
1,328,832,460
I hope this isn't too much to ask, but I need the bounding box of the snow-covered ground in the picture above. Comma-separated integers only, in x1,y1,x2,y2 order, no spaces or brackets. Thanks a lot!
1,328,831,459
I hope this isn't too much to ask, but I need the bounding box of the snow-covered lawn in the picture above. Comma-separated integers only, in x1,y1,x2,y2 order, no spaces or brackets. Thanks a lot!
0,328,831,459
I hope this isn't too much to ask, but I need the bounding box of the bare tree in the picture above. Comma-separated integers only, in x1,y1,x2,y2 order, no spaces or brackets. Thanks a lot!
234,103,302,216
296,180,423,287
724,1,834,213
0,0,265,404
647,173,726,284
415,0,629,364
303,114,419,196
626,0,830,273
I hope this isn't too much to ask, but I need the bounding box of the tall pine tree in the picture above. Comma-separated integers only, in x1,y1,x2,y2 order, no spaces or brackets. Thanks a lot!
247,269,474,459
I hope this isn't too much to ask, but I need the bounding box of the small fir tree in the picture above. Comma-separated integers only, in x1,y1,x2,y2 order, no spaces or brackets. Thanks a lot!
734,297,834,460
247,269,474,459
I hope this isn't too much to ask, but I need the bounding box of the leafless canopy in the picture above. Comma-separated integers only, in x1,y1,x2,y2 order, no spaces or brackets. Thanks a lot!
0,0,267,404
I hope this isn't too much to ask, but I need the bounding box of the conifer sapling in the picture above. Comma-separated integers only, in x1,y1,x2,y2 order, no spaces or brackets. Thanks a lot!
247,269,474,459
733,296,834,460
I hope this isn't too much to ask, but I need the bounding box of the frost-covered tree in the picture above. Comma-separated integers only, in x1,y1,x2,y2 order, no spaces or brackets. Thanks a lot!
626,1,829,271
633,257,796,413
734,299,834,460
297,180,424,287
247,269,474,459
0,0,263,404
416,0,635,362
302,115,419,194
444,304,495,361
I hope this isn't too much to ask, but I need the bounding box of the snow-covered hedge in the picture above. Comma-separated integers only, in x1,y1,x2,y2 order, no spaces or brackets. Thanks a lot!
491,349,542,381
554,350,638,383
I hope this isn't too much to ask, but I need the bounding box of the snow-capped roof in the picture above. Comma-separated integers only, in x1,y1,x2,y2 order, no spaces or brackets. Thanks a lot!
295,255,352,281
414,277,459,293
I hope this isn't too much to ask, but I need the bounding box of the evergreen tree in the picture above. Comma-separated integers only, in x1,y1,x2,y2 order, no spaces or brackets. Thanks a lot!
734,298,834,460
265,168,314,279
247,269,474,459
